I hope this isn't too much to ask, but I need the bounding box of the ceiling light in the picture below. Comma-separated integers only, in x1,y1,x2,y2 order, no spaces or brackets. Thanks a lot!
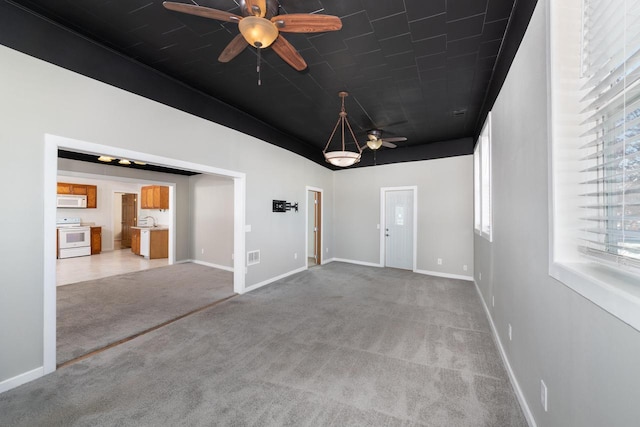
97,156,114,162
238,16,279,48
118,159,131,165
322,92,363,168
133,161,146,165
366,138,383,150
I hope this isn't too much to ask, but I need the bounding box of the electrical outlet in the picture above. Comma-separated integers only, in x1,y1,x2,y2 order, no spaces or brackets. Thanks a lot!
463,264,468,271
541,380,548,412
437,258,442,265
201,248,205,255
231,253,234,260
492,295,495,307
377,224,380,229
508,324,512,341
479,272,482,281
294,253,298,260
326,248,328,253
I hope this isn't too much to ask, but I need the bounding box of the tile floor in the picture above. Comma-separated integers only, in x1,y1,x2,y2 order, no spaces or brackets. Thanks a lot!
56,249,169,286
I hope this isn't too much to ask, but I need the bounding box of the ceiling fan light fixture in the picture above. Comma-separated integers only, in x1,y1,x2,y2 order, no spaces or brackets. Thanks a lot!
238,16,279,48
323,92,363,168
366,138,383,150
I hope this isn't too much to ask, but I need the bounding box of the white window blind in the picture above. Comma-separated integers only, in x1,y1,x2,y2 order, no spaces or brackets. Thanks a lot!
579,0,640,268
474,143,481,232
480,116,492,238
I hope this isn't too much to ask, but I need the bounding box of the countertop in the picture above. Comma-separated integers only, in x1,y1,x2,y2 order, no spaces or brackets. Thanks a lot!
131,226,169,230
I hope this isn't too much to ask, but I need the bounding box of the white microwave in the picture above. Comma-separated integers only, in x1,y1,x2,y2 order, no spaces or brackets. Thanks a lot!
57,195,87,208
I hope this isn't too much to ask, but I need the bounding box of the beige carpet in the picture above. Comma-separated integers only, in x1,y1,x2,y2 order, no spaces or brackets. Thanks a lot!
3,262,526,426
57,262,234,364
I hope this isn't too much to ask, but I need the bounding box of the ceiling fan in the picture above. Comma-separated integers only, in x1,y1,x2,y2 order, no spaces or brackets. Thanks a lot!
162,0,342,72
364,129,407,150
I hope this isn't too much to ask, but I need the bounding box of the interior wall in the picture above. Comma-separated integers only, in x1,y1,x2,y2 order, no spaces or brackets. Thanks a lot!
189,174,234,268
113,193,123,241
474,2,640,426
333,156,473,278
0,44,333,386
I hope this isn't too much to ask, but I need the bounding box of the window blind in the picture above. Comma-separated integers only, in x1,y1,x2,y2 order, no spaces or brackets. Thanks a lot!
580,0,640,268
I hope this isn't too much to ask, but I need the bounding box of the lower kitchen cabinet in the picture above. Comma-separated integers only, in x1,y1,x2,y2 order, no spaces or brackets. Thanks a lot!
131,228,141,255
90,226,102,255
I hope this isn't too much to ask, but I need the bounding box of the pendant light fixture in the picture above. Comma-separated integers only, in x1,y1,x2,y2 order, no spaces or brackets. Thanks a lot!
322,92,363,167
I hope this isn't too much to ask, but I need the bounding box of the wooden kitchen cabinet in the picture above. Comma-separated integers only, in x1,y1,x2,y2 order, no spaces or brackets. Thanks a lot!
141,185,169,210
131,228,141,255
57,182,98,208
149,229,169,259
90,226,102,255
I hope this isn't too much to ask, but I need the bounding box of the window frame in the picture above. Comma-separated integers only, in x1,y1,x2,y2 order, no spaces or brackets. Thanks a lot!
474,112,493,242
548,0,640,332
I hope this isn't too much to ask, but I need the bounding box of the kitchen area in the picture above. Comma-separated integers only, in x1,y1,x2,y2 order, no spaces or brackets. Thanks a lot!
56,178,173,286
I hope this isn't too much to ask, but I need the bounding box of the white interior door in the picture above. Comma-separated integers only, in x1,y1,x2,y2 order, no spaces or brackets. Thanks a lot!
385,189,414,270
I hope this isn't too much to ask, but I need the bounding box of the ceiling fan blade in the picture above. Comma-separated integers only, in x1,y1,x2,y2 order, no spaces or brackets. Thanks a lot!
244,0,267,17
271,35,307,71
218,33,249,63
272,14,342,33
163,2,241,23
382,137,407,143
381,141,397,148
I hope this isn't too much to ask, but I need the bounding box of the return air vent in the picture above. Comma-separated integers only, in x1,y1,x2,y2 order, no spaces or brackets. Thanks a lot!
247,250,260,266
452,108,467,117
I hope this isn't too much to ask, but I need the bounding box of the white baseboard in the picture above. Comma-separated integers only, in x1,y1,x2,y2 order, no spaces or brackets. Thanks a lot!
0,366,43,394
190,259,234,272
243,266,307,294
321,257,335,265
414,269,474,281
174,259,192,264
331,258,383,268
473,280,537,427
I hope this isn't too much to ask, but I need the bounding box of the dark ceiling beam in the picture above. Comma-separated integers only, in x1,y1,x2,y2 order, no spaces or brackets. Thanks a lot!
473,0,538,143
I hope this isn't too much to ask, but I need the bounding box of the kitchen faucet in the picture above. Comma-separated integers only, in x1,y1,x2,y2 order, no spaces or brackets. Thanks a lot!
142,216,156,227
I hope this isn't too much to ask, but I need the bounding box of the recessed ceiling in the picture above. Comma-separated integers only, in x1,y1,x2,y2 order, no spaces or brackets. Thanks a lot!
4,0,537,168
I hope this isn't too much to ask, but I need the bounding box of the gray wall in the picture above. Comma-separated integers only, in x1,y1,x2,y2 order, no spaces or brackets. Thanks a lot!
475,2,640,426
189,174,234,267
0,44,333,384
333,156,473,278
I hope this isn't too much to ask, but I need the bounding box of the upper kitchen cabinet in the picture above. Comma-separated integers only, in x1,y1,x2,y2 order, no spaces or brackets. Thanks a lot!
57,182,98,208
141,185,169,210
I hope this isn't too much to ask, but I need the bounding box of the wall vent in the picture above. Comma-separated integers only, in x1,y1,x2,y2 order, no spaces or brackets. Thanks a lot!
247,250,260,266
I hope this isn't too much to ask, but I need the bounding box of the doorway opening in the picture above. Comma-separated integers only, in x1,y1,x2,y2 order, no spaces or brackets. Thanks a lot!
44,134,246,376
115,192,137,250
306,187,323,267
380,186,417,271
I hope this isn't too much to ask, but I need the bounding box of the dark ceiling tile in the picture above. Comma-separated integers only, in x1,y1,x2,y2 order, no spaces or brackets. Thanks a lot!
447,14,485,41
360,0,405,21
413,35,446,57
372,13,409,41
279,0,323,14
446,35,482,57
446,52,478,69
447,0,489,21
405,0,446,21
387,51,416,69
482,18,508,41
355,50,386,69
319,0,365,17
409,13,446,42
486,0,515,22
345,33,379,55
416,52,446,71
420,67,447,83
309,32,347,55
324,50,357,69
479,39,501,58
339,11,372,39
392,65,420,82
379,33,413,57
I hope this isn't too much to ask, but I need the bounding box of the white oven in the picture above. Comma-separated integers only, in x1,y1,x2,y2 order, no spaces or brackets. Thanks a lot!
57,217,91,258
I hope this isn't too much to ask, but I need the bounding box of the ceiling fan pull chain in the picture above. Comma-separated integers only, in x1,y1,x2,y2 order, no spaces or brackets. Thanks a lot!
257,48,262,86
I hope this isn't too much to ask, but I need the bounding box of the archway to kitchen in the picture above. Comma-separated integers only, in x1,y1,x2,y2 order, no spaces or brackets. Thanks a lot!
44,134,246,375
